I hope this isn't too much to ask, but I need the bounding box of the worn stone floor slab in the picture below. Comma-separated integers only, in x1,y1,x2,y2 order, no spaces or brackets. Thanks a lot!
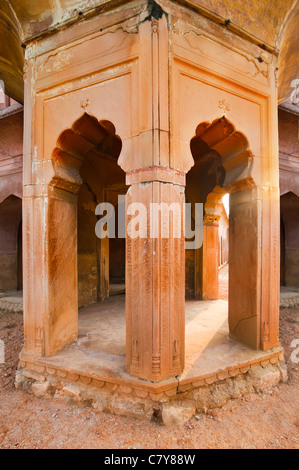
20,295,283,393
18,294,284,426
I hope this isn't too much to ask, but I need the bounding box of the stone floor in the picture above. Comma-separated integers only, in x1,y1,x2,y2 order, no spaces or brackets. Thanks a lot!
218,263,228,300
27,295,281,388
1,275,293,380
2,271,298,314
1,272,290,387
109,283,125,296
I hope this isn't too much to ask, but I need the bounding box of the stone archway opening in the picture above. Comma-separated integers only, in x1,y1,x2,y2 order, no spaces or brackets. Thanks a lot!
218,192,229,300
186,115,252,301
280,191,299,289
72,121,127,308
42,112,126,356
0,194,22,293
183,116,258,378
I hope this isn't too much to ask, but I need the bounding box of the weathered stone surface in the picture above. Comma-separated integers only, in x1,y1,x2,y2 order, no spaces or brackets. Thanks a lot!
248,365,281,392
92,397,108,413
190,365,283,410
162,400,196,426
63,383,85,399
107,397,153,421
278,362,288,383
15,370,27,389
2,0,288,422
31,381,50,398
54,383,82,403
22,370,46,382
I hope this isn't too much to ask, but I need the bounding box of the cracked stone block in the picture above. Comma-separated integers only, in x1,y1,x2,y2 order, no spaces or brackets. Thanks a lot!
31,381,50,397
248,365,281,392
162,400,196,426
107,397,153,421
278,362,288,383
92,396,108,413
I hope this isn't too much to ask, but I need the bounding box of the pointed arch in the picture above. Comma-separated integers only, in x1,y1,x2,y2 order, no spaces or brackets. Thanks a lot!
0,194,22,291
51,113,122,192
190,116,253,191
186,116,273,350
23,113,125,356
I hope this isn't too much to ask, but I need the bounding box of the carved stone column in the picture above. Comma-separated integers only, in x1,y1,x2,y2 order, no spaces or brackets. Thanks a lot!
125,167,186,382
97,236,109,301
202,213,220,300
23,182,79,356
228,182,279,350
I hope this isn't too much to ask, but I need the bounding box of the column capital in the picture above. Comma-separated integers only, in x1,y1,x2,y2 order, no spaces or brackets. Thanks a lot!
204,213,221,225
126,166,186,186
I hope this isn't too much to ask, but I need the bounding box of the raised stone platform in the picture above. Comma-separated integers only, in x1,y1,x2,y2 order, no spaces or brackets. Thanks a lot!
16,296,286,424
280,286,299,308
0,290,23,315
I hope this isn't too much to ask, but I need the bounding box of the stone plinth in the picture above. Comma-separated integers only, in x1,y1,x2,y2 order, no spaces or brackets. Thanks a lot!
16,297,285,425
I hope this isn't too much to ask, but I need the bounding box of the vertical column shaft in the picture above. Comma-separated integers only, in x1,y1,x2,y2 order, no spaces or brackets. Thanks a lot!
125,172,185,382
202,215,220,300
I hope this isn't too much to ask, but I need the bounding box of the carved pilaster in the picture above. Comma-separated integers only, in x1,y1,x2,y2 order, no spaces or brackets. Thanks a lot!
126,175,185,382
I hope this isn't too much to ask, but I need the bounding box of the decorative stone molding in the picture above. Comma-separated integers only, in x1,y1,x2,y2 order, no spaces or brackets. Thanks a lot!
126,166,186,186
18,346,284,397
203,213,221,224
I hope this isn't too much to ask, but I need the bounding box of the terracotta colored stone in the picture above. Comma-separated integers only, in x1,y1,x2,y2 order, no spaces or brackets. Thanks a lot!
105,382,119,392
177,383,193,393
135,389,149,399
0,1,287,403
91,379,105,389
80,376,92,385
205,375,217,385
162,400,196,426
217,370,230,381
67,372,80,381
119,386,133,395
228,368,240,378
150,392,166,402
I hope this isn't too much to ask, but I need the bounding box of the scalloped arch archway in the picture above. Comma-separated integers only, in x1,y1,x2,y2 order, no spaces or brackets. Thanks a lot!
186,116,269,350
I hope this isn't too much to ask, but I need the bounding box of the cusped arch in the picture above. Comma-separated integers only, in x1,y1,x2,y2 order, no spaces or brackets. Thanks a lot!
190,116,253,191
51,113,122,192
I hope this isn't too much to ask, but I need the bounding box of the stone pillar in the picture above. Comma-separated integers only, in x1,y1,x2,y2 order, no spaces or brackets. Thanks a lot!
125,167,186,382
202,214,220,300
23,183,78,356
97,236,109,301
228,183,279,350
96,187,109,301
194,246,203,300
